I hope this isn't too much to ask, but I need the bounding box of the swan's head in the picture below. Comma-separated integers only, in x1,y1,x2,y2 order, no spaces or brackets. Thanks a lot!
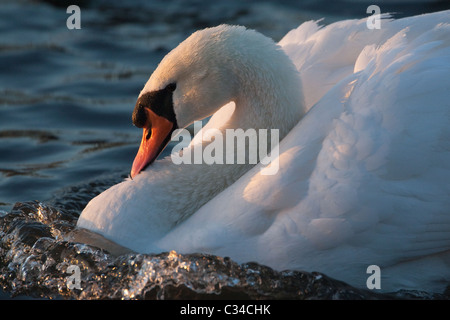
130,24,299,178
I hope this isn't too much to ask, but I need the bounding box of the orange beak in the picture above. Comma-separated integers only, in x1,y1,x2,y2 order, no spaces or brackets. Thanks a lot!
130,108,175,179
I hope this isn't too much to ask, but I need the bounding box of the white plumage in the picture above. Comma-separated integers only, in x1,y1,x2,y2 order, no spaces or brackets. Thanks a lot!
77,11,450,293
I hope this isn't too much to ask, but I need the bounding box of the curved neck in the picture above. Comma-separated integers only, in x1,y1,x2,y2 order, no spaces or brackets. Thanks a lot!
173,52,306,216
152,48,307,232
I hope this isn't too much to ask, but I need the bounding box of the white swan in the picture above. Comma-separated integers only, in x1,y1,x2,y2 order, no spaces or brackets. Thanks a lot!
77,11,450,293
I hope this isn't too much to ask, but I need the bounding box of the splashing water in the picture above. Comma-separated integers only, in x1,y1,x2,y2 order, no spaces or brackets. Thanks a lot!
1,199,448,300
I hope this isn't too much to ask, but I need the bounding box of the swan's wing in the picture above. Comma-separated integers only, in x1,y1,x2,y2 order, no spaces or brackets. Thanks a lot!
292,21,450,256
279,17,390,111
159,12,450,291
279,11,449,111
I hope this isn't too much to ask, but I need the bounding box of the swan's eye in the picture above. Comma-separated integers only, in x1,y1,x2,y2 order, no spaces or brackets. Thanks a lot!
166,83,176,92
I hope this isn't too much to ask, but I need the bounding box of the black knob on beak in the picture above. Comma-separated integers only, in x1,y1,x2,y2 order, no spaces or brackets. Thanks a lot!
132,104,148,128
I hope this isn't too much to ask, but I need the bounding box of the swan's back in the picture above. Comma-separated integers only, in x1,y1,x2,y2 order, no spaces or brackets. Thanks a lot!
159,11,450,293
280,11,450,111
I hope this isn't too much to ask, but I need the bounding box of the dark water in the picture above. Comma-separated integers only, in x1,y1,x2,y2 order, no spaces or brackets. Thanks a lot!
1,0,449,300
